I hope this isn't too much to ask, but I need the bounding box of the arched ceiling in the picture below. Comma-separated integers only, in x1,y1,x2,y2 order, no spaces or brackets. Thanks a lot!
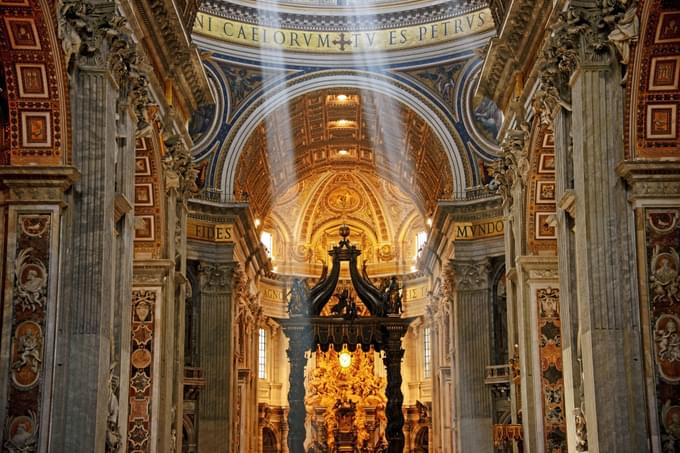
266,170,426,276
234,88,454,219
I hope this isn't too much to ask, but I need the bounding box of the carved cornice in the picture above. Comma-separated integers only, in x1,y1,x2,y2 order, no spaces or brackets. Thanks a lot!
0,166,80,204
616,160,680,204
515,255,558,283
133,259,175,285
476,0,553,110
135,0,212,110
557,189,576,219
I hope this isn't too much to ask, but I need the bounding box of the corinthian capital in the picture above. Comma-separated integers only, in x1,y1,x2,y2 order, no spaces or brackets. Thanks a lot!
163,136,199,198
59,1,152,129
451,260,491,292
198,262,236,292
535,2,635,124
490,123,530,208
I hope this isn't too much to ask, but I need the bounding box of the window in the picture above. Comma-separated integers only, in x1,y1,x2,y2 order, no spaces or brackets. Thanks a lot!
423,327,432,379
258,328,267,379
416,231,428,257
261,231,273,258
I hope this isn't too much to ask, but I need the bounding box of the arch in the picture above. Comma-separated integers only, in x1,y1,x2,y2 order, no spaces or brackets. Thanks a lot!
414,426,429,453
133,133,166,257
628,0,680,159
0,0,71,165
215,71,471,198
262,426,278,453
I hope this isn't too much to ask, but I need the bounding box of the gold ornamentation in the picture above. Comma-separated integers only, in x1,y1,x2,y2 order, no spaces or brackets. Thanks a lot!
305,348,387,450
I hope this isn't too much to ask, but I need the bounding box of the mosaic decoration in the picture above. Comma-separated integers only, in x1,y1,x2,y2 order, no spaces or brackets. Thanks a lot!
134,137,163,258
128,289,158,453
644,208,680,452
406,62,465,105
2,213,52,452
631,0,680,157
537,287,567,453
0,0,70,165
527,123,558,253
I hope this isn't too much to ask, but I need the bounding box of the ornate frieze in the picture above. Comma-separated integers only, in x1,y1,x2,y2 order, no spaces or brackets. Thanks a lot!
127,288,159,453
641,208,680,452
1,213,54,453
536,286,567,452
200,1,489,33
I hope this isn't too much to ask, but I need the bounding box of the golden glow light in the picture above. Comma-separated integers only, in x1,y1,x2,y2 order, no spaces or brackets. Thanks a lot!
337,94,348,101
338,149,349,155
339,346,352,369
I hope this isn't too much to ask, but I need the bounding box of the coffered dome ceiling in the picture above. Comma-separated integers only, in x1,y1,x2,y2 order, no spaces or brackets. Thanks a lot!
234,88,453,220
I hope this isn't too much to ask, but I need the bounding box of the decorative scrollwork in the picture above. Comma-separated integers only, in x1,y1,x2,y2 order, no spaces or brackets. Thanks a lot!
14,248,47,312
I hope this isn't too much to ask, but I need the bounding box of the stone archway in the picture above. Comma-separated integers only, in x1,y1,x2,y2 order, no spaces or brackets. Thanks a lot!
214,72,472,197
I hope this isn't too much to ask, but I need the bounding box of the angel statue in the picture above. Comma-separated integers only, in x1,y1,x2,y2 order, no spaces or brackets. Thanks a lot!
288,278,309,316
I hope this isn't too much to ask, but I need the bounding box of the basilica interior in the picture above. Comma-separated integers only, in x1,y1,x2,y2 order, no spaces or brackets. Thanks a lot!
0,0,679,452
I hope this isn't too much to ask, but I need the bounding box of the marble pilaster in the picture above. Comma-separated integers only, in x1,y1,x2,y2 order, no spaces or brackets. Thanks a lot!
567,23,649,453
0,168,78,453
449,258,493,453
553,108,583,453
57,48,121,453
196,261,239,453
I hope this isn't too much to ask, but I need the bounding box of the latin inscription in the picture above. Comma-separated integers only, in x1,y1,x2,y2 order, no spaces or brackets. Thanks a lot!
194,9,493,53
187,221,234,243
405,285,428,301
453,218,504,240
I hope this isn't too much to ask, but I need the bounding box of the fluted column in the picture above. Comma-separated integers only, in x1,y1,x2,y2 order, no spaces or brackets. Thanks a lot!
546,6,649,451
197,262,238,453
450,259,493,453
50,3,139,451
571,61,648,452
